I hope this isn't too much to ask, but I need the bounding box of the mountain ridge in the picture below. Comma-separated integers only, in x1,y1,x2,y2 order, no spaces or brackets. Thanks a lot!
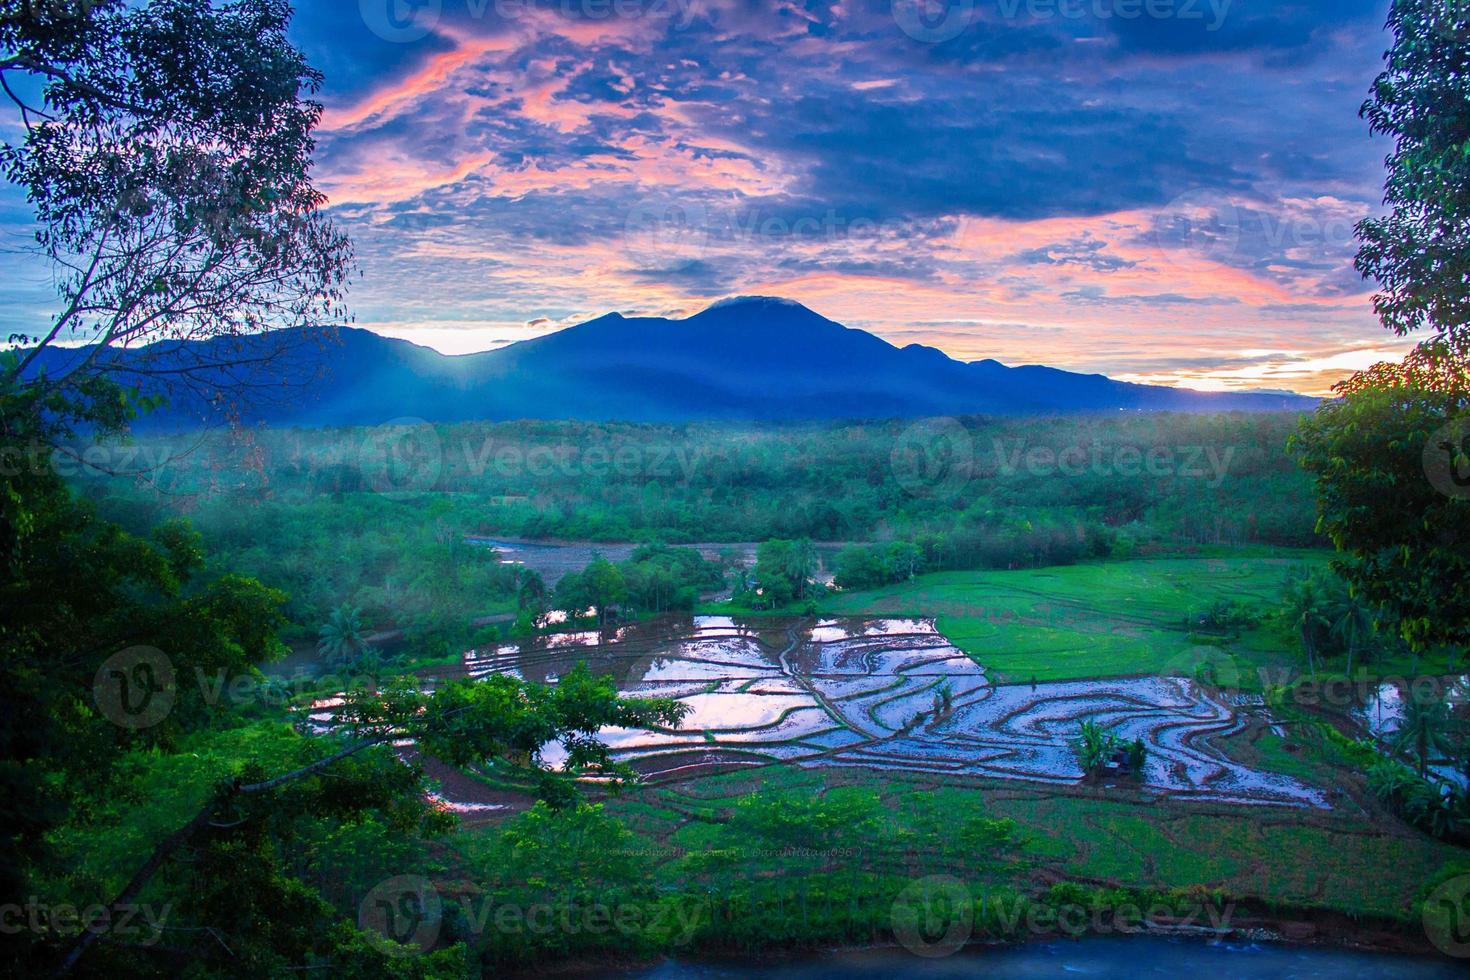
23,297,1317,428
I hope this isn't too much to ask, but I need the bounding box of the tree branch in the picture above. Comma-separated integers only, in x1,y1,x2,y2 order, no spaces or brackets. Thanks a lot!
54,734,394,976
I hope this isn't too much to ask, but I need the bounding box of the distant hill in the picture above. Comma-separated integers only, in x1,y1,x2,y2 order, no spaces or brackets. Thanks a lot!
24,297,1316,428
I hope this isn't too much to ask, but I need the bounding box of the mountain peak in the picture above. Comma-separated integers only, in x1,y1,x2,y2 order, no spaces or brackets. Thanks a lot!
702,295,810,313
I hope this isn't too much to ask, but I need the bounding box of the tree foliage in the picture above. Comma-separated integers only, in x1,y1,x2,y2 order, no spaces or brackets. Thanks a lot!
1294,2,1470,651
1356,1,1470,340
0,0,352,418
1293,341,1470,651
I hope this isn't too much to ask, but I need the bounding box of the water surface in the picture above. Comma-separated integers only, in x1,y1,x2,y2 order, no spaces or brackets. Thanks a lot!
612,937,1462,979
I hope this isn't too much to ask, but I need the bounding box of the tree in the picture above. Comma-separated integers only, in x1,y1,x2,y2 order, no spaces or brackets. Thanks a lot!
0,7,690,971
1282,573,1330,677
931,680,955,720
753,538,819,608
1293,2,1470,651
1073,719,1119,778
554,569,589,618
1293,339,1470,652
1355,1,1470,342
834,541,925,590
1392,694,1456,779
884,541,924,582
785,538,819,600
317,603,368,665
718,547,750,592
516,568,549,625
1126,737,1147,775
833,544,883,591
581,556,626,625
753,539,795,608
1328,589,1378,679
0,0,353,422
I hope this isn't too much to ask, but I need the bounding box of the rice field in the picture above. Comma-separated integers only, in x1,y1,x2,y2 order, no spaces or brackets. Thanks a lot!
443,614,1325,808
821,554,1330,683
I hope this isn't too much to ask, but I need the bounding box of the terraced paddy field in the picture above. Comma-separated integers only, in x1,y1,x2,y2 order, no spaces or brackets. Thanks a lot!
330,556,1466,945
428,613,1325,809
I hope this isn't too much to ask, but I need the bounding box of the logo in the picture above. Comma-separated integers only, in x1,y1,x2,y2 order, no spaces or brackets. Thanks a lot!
93,647,176,730
1424,417,1470,501
1154,189,1240,269
358,418,443,501
1424,875,1470,958
892,875,973,957
892,0,975,43
359,876,443,956
891,418,974,499
360,0,441,43
1160,646,1242,695
625,198,709,267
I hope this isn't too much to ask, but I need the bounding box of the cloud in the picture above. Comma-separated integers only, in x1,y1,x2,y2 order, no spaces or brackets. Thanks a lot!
0,0,1396,393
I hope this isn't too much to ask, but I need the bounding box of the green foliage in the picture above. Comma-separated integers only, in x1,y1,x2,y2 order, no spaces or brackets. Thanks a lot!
1389,694,1457,779
1072,723,1144,779
318,603,369,665
76,412,1322,640
1367,757,1470,843
620,543,723,614
1356,0,1470,341
833,540,924,590
747,538,819,609
408,665,688,804
1293,367,1470,652
1185,598,1261,637
464,803,687,966
0,394,690,975
1074,720,1119,777
496,802,647,889
730,789,883,847
1127,737,1147,774
1,0,353,410
1295,0,1470,653
556,545,723,623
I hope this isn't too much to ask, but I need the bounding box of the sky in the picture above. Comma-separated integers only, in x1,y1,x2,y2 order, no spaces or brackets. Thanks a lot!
0,1,1416,394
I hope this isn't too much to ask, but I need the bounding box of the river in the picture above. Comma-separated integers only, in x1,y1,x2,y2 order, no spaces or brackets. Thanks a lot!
606,936,1463,978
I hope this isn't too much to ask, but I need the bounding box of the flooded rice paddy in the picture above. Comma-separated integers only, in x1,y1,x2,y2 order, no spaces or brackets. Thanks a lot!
442,616,1325,808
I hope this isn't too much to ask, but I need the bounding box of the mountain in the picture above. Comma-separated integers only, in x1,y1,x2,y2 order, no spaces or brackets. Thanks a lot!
25,297,1316,428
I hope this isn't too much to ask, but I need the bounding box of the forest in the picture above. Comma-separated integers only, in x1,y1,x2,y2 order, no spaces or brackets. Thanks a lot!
68,412,1321,648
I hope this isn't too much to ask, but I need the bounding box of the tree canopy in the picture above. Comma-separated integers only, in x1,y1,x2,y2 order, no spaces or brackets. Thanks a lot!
0,0,352,422
1294,3,1470,652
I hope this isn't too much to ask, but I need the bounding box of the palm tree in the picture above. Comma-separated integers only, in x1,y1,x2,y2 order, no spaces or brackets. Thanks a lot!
1074,719,1119,777
1329,591,1377,679
784,539,819,600
720,548,751,593
317,604,368,665
1283,575,1329,677
1391,695,1455,779
516,569,548,617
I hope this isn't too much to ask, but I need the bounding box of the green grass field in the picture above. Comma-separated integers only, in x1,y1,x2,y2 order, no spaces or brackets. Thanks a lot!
594,762,1466,926
820,553,1330,683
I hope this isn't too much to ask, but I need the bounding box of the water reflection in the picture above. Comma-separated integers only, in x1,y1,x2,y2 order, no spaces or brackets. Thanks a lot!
458,616,1325,807
600,936,1463,979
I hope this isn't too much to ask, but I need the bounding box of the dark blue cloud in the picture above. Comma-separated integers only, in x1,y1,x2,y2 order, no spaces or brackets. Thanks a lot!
1016,236,1139,272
